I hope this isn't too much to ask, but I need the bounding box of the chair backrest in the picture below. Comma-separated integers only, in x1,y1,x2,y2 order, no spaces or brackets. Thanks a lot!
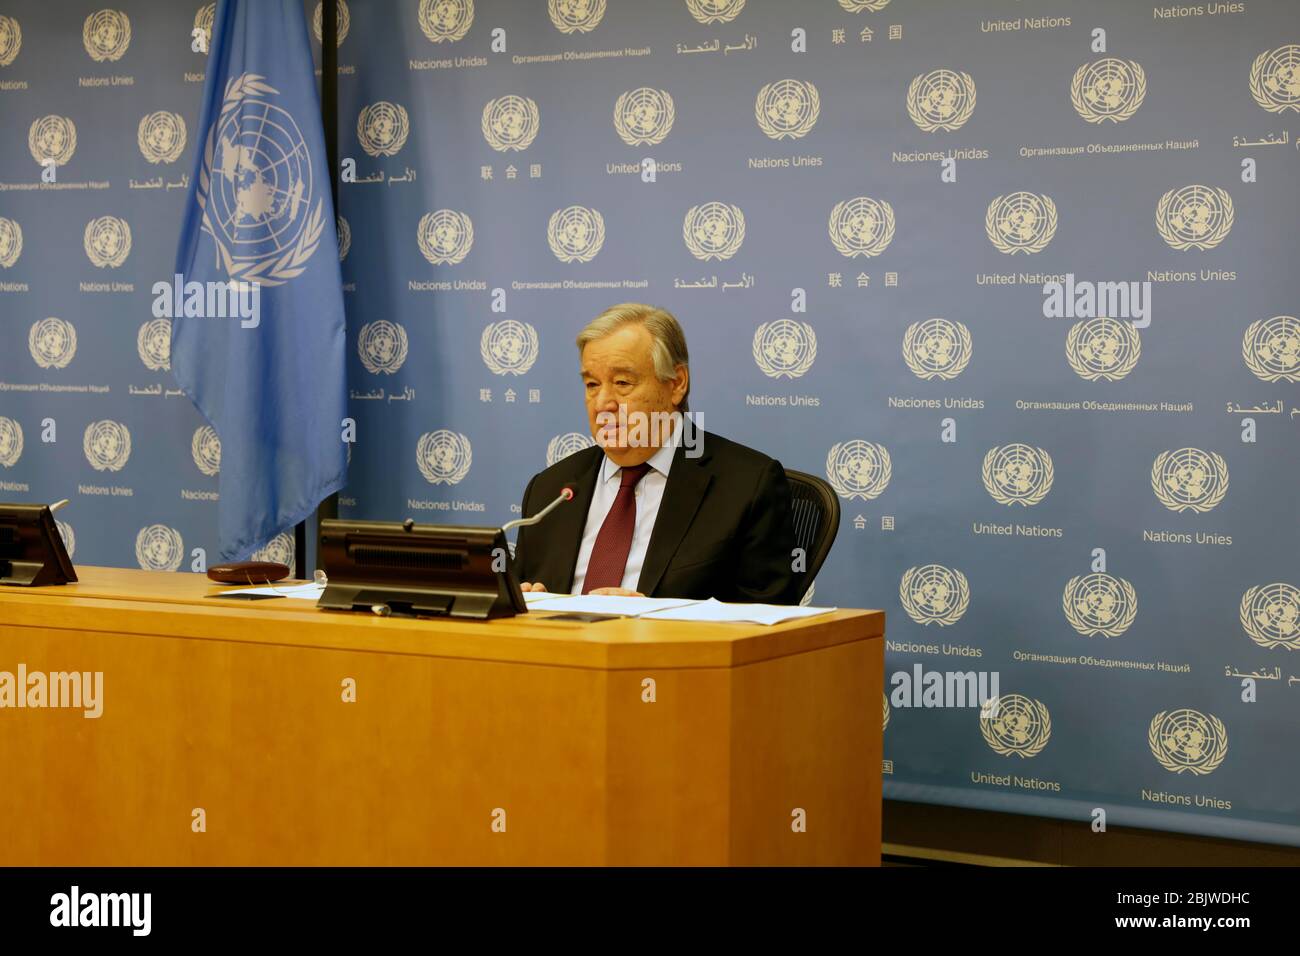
784,469,840,604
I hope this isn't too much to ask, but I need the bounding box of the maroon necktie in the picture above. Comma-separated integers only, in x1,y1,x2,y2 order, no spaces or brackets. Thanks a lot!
582,462,652,593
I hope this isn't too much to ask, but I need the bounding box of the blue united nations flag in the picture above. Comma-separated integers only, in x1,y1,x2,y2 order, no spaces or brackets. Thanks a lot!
172,0,346,560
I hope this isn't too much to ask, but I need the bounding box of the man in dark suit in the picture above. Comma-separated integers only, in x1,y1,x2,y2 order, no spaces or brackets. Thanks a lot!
514,304,799,604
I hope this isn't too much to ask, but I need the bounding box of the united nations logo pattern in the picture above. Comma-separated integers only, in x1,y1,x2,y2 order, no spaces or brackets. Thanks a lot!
882,690,890,732
1151,448,1228,513
417,209,473,265
548,205,605,263
84,216,132,268
0,14,21,67
982,444,1053,506
986,192,1057,255
138,111,187,164
826,440,892,500
755,79,820,140
56,521,75,559
357,100,410,157
548,0,605,34
193,4,214,53
0,417,22,468
1149,709,1227,775
614,87,675,146
416,429,472,485
1239,583,1300,651
312,0,350,47
137,318,172,371
28,318,77,370
683,202,745,261
907,69,976,132
28,115,77,167
1249,45,1300,113
135,524,184,572
829,196,895,258
419,0,474,43
980,694,1051,758
191,425,221,477
685,0,746,24
358,320,409,375
482,94,539,152
1071,58,1146,123
1242,316,1299,383
252,531,295,574
481,320,539,376
903,318,971,380
1066,318,1141,382
547,431,593,466
83,419,131,472
840,0,891,11
900,564,970,627
752,320,816,379
83,9,130,62
1063,573,1137,638
0,217,21,268
337,215,351,261
1156,185,1233,251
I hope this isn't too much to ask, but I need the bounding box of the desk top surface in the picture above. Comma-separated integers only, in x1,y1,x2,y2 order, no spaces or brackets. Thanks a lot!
1,566,884,670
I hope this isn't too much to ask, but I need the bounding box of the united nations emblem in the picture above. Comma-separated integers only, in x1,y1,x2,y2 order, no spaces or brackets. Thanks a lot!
826,440,892,500
0,14,21,67
902,318,971,380
138,111,187,164
986,192,1057,255
137,318,172,371
982,444,1053,506
907,69,976,132
882,690,890,731
1066,317,1141,382
191,425,221,476
800,581,815,606
684,202,745,261
1149,709,1227,775
980,693,1051,758
482,94,539,152
1242,315,1300,383
135,524,184,572
83,419,131,472
899,564,970,627
752,320,816,379
829,196,895,258
336,215,351,261
1249,45,1300,113
548,205,605,263
56,521,75,558
755,79,820,140
28,318,77,370
83,9,130,62
193,4,214,54
547,431,593,466
356,100,410,157
419,0,474,43
84,216,132,268
0,417,22,468
416,209,473,265
1071,58,1146,123
1063,573,1137,638
614,87,675,146
252,531,295,574
1240,583,1300,651
685,0,746,24
358,320,409,375
548,0,605,34
0,217,21,267
840,0,890,10
1156,185,1233,251
481,320,539,376
28,115,77,167
196,75,327,285
312,0,350,46
1151,448,1228,513
416,429,472,485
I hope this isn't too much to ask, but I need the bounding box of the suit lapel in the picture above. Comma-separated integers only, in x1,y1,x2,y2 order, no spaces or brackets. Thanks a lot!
543,449,601,594
637,444,712,596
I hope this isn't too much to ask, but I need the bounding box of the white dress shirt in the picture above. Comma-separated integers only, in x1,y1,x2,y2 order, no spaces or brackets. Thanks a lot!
570,431,679,594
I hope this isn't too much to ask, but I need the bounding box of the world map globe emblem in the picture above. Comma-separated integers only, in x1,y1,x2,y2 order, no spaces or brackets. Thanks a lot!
357,101,410,157
1151,447,1228,513
684,202,745,261
0,14,20,67
825,439,892,500
56,520,75,558
1149,709,1227,775
900,564,970,626
28,115,77,166
548,0,605,34
358,320,409,375
1156,185,1233,250
417,429,472,485
0,217,21,267
1242,315,1300,382
1071,58,1146,123
84,216,131,268
482,94,539,151
0,417,22,468
481,320,539,375
28,317,77,369
907,69,976,132
1063,573,1137,637
252,531,295,574
982,443,1053,506
1239,583,1300,650
752,320,816,379
417,209,473,265
755,79,820,140
547,205,605,263
829,196,895,258
418,0,475,43
84,420,131,472
1249,44,1300,113
987,192,1057,254
614,87,675,146
137,318,172,371
82,9,130,62
547,431,593,466
336,215,351,261
138,111,187,164
193,4,214,53
312,0,350,47
980,693,1050,757
191,425,221,477
135,524,184,572
684,0,746,25
902,318,971,380
1066,317,1141,381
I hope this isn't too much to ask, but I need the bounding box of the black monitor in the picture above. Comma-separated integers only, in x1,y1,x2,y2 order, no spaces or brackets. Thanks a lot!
317,518,526,620
0,502,78,587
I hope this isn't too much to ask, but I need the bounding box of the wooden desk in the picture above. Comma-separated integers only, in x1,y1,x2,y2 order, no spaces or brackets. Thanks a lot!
0,567,884,866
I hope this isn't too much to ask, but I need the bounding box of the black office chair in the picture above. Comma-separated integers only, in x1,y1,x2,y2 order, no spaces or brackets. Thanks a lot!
784,469,840,605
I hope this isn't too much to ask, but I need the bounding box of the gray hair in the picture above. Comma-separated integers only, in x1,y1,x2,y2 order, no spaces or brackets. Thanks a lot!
576,303,690,411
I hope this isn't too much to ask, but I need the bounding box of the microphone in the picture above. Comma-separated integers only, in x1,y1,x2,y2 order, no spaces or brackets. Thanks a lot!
501,487,573,534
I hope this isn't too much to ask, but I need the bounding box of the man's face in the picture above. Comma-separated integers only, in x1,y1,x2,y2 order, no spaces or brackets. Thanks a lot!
580,323,687,467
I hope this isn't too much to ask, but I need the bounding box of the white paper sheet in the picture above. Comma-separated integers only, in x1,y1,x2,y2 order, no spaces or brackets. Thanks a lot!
524,594,698,617
637,598,838,626
217,582,325,601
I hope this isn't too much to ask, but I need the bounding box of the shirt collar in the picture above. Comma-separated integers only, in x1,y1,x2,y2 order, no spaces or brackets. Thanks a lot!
600,420,680,484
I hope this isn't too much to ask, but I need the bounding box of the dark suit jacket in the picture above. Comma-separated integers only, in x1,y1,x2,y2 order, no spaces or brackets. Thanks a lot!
514,431,799,604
